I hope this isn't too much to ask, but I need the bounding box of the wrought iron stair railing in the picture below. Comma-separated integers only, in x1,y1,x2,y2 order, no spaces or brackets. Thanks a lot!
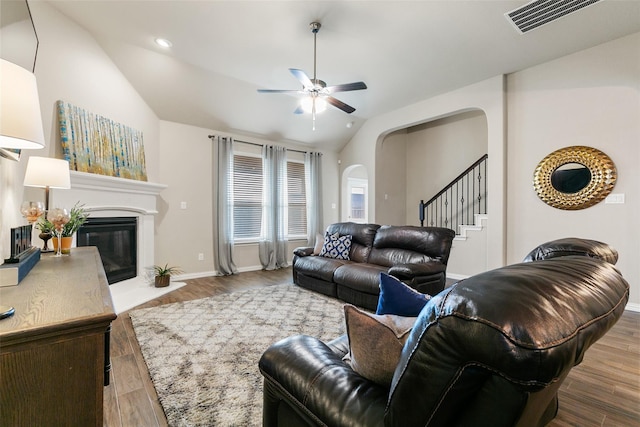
419,154,488,234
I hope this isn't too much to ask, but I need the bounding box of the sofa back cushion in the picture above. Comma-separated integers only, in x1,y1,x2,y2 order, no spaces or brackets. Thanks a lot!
385,256,629,426
326,222,381,263
368,226,455,267
522,237,619,264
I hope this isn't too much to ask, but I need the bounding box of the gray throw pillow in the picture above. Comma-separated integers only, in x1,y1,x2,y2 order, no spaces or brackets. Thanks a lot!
343,304,417,386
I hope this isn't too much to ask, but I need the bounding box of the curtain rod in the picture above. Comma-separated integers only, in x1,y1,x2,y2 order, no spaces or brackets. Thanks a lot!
208,135,311,155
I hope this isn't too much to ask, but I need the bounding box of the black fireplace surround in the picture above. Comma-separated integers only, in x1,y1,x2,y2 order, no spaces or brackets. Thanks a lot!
77,217,137,284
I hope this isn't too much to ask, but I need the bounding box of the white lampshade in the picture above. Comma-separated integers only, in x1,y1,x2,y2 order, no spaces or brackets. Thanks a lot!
0,58,45,149
23,157,71,189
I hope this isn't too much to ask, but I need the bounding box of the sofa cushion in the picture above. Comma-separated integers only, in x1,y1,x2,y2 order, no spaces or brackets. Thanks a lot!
294,255,348,282
368,247,432,268
333,263,388,293
376,273,431,316
343,304,416,386
319,232,352,260
326,223,381,263
370,226,456,265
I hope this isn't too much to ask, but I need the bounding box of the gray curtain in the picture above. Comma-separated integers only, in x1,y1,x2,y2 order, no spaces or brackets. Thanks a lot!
305,151,323,246
214,136,238,275
259,145,288,270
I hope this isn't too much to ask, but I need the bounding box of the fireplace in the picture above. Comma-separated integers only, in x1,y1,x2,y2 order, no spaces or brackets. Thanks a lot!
77,217,137,284
49,170,167,286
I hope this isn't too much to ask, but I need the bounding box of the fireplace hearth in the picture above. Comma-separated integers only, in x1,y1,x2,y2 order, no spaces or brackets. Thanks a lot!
77,217,137,284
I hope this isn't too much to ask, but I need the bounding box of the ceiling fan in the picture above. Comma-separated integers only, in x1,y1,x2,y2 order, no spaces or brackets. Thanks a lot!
257,22,367,129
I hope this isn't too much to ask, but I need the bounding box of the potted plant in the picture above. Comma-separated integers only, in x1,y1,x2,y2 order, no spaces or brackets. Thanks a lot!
37,203,89,254
152,263,183,288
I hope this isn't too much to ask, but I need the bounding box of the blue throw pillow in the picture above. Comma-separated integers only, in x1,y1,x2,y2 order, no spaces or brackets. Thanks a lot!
376,273,431,316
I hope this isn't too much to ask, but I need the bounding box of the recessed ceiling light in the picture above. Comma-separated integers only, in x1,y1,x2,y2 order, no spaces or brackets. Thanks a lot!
155,38,172,48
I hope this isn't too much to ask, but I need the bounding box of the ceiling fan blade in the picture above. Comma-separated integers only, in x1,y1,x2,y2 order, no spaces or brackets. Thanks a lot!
326,96,356,114
325,82,367,93
289,68,315,90
257,89,303,94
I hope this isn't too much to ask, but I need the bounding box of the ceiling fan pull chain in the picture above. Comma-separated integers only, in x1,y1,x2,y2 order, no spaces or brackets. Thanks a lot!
312,98,317,131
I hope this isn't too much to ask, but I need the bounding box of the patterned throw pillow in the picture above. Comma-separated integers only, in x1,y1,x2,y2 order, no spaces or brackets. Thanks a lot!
319,232,352,260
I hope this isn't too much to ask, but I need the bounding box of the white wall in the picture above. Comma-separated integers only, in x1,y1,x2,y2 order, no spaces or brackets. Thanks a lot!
404,110,488,226
1,3,341,277
156,120,341,275
340,75,507,270
340,32,639,309
506,33,640,308
374,130,407,226
1,1,159,260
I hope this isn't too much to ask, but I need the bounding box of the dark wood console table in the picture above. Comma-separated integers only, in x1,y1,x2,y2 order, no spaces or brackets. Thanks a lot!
0,247,116,426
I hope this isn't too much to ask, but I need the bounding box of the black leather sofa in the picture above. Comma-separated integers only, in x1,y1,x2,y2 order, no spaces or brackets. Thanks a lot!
292,222,456,310
260,238,629,426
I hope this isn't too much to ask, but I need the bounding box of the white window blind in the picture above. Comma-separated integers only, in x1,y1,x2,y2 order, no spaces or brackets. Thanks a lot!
232,152,308,241
233,154,263,239
287,161,307,237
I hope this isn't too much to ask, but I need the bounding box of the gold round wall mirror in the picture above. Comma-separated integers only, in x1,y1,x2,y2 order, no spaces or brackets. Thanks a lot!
533,146,616,210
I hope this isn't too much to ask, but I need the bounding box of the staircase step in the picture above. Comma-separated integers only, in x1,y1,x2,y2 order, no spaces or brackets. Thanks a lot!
454,214,488,241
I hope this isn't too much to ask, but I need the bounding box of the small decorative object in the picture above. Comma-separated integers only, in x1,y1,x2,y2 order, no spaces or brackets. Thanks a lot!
38,203,88,255
533,146,617,210
34,220,54,253
47,208,70,257
20,201,45,224
152,264,183,288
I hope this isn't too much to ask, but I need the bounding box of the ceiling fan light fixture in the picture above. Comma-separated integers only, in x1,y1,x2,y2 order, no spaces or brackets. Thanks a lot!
300,97,327,114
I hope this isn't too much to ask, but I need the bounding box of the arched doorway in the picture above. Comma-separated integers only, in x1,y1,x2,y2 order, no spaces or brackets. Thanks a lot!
341,164,368,223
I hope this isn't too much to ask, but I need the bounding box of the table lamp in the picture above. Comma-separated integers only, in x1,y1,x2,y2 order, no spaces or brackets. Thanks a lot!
23,157,71,251
0,59,45,150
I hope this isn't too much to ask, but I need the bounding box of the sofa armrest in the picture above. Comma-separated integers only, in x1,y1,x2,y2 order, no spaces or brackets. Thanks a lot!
293,246,315,257
388,261,446,280
259,335,387,427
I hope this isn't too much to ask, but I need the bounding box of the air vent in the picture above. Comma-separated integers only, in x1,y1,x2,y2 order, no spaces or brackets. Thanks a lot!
506,0,603,34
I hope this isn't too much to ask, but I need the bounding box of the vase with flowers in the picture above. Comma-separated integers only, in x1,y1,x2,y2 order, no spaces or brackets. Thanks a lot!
37,203,89,255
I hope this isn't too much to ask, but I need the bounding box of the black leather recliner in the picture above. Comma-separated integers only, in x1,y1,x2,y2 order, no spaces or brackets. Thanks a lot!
259,238,629,426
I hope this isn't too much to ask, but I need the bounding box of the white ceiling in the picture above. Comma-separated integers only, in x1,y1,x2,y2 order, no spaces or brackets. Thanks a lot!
45,0,640,151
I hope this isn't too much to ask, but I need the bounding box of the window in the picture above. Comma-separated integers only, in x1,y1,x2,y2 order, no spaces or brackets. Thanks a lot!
232,153,308,241
233,154,262,239
287,161,307,238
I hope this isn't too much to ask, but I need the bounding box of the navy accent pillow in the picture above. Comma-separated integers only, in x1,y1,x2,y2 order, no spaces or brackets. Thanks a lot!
376,273,431,316
319,232,352,260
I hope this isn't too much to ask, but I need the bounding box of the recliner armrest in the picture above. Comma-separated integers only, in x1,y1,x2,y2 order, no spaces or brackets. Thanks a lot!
259,335,387,427
293,246,315,257
388,261,446,280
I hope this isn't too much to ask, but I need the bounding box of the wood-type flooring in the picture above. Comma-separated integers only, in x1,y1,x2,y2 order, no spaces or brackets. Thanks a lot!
104,267,640,426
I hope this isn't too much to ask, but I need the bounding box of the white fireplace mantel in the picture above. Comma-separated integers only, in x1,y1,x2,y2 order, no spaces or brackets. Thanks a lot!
50,171,167,280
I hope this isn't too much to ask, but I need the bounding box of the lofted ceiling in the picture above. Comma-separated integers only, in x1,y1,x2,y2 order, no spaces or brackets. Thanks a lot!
45,0,640,152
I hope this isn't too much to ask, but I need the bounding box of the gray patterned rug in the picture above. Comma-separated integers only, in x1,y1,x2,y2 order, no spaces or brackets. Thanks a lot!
129,284,346,426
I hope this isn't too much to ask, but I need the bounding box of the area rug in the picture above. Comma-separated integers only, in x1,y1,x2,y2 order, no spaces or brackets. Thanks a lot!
129,284,346,426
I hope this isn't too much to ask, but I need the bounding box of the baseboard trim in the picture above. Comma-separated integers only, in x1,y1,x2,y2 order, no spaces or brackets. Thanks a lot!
174,270,217,280
446,273,470,281
625,302,640,313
